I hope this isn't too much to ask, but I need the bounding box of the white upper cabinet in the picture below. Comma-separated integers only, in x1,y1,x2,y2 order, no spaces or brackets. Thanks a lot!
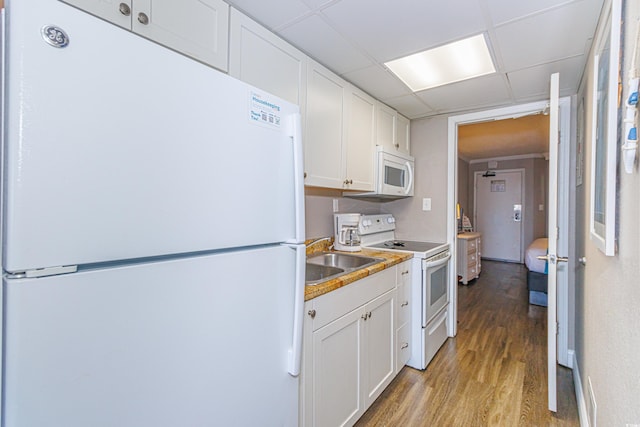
61,0,229,71
395,113,411,155
376,102,411,156
304,60,376,191
229,8,306,108
376,102,396,152
345,87,376,191
304,60,348,189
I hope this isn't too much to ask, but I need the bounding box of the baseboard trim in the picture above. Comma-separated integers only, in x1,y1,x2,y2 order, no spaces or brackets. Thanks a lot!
572,351,590,427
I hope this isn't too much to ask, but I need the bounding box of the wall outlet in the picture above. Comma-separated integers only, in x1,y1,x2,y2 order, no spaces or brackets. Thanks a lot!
588,376,597,427
422,198,432,211
332,199,339,213
539,204,545,211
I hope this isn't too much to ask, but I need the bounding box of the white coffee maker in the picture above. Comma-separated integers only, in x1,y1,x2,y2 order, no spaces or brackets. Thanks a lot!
334,213,361,252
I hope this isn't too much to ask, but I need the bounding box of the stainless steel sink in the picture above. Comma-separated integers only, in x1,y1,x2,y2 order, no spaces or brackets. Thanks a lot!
305,263,345,285
305,252,383,285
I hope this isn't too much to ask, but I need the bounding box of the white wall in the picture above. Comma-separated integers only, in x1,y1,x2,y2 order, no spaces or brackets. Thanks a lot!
386,116,450,243
573,0,640,425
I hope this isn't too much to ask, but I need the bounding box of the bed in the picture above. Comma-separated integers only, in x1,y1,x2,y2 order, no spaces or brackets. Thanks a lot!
524,238,548,306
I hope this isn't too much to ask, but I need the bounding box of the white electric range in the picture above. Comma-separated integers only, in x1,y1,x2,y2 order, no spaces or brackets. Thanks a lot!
359,214,451,370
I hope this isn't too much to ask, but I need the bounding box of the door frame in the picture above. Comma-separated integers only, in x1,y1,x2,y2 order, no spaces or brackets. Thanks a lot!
446,98,572,369
473,168,525,263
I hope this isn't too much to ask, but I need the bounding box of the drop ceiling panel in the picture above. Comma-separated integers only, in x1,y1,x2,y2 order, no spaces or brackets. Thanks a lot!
342,65,412,101
383,94,435,120
416,74,511,113
320,0,487,62
508,56,587,100
279,15,373,75
227,0,311,30
495,1,601,71
486,0,581,26
224,0,605,120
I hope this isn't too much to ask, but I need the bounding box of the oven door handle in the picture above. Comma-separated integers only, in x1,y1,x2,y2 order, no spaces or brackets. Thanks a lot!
423,253,451,269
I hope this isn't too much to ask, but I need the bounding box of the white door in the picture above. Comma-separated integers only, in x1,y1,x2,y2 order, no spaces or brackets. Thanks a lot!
2,246,299,426
475,170,523,262
4,3,302,272
546,72,562,412
312,308,364,427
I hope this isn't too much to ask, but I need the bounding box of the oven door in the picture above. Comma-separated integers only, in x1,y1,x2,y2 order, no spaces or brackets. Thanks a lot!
422,253,451,326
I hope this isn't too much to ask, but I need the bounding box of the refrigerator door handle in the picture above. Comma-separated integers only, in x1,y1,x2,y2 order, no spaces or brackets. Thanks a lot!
285,243,305,376
286,113,305,244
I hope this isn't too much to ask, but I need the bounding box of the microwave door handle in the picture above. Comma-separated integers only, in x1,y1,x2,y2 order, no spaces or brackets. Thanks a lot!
404,161,414,195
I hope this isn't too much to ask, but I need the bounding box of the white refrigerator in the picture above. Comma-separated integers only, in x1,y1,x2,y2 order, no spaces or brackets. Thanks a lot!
1,1,305,426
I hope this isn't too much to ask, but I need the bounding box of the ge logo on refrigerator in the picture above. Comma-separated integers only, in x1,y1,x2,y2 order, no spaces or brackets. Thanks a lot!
41,25,69,48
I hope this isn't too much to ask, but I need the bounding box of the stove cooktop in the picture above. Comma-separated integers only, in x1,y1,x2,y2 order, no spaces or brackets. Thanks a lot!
366,239,449,258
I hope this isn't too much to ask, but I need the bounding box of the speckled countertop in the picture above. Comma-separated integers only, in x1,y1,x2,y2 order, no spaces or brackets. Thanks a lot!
304,238,412,301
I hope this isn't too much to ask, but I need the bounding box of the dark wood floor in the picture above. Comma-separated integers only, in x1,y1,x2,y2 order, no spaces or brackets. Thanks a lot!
355,260,579,427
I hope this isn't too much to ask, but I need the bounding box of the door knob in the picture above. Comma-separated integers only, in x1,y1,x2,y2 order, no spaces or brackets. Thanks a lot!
537,254,569,264
578,257,587,266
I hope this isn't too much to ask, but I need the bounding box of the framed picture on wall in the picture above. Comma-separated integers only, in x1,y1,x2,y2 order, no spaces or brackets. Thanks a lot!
589,0,621,256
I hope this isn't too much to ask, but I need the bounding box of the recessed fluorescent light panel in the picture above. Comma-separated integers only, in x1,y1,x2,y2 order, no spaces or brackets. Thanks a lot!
385,34,496,92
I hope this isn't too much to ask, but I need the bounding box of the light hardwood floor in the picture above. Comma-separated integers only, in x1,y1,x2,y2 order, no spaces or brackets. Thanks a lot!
355,260,579,426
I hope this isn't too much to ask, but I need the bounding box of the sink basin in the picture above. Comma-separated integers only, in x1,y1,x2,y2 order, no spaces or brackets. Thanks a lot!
305,263,345,285
305,252,383,285
307,252,383,270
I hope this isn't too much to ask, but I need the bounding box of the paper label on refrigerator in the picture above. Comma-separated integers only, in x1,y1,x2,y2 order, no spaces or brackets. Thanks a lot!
249,91,282,129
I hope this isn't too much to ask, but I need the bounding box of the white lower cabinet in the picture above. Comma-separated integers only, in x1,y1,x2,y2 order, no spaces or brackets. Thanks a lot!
395,261,412,373
302,267,397,427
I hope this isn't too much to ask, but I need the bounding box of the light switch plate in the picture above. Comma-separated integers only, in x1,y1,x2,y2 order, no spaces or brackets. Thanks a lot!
422,198,432,211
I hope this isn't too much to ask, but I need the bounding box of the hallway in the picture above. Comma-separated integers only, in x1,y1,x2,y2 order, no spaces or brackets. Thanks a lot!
355,260,579,426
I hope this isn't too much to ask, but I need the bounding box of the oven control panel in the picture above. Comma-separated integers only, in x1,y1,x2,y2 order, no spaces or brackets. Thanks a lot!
358,214,396,235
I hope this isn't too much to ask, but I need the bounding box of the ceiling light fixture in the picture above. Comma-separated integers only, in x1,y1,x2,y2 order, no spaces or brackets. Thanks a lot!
384,34,496,92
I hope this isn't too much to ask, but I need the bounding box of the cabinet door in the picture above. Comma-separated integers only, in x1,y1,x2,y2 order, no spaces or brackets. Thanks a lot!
132,0,229,71
229,9,306,107
61,0,132,28
312,308,364,427
363,290,395,407
396,113,411,155
376,102,396,152
304,61,347,189
345,86,376,191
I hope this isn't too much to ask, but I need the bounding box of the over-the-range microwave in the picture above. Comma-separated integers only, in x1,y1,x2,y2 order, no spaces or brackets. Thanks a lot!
346,147,414,201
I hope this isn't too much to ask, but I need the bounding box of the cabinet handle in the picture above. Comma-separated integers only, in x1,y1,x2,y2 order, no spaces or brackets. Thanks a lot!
343,179,353,185
401,342,409,349
303,172,307,178
361,313,367,321
401,270,409,275
137,12,149,25
119,2,131,16
308,309,316,319
367,312,372,319
395,143,399,148
401,301,408,307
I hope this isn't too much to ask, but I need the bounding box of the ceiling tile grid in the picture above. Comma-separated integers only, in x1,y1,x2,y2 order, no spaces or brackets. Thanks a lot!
224,0,604,119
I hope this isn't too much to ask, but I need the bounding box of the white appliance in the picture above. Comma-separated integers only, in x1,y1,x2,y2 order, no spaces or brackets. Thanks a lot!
334,213,362,252
359,214,450,370
346,147,414,201
1,2,305,426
